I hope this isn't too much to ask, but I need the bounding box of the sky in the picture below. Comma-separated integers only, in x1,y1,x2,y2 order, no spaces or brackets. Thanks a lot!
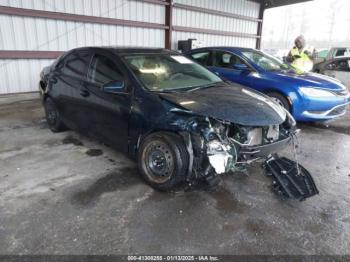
261,0,350,50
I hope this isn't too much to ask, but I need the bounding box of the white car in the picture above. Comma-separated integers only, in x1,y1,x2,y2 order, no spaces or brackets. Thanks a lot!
315,47,350,64
314,57,350,89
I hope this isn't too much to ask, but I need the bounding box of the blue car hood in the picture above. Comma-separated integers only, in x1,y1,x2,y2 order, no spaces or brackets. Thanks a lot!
270,71,347,91
159,85,286,126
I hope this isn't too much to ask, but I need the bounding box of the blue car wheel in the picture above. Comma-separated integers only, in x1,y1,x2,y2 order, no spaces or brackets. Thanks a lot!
267,92,291,112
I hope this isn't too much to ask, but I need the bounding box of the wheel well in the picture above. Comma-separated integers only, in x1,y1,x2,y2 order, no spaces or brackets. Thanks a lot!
265,90,293,109
134,129,192,158
39,80,50,103
39,80,47,91
137,130,183,150
42,93,50,102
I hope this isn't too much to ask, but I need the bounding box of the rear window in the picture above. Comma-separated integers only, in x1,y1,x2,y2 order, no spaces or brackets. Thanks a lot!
60,51,91,79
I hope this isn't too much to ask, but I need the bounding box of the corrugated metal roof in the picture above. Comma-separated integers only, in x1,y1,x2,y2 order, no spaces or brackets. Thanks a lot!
262,0,313,9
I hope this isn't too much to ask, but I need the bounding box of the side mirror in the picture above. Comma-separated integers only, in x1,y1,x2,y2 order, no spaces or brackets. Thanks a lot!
232,63,249,71
102,80,126,94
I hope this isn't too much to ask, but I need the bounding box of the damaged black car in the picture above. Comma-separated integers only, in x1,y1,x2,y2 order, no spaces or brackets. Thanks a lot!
39,47,318,200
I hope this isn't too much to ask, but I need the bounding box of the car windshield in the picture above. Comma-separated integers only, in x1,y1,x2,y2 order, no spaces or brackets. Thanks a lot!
242,50,292,72
123,53,223,91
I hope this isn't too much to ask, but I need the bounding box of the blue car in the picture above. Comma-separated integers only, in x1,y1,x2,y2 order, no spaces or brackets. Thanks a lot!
187,47,350,121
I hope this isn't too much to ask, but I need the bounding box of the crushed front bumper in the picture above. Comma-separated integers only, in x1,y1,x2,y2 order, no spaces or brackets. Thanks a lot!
239,136,292,160
265,156,319,201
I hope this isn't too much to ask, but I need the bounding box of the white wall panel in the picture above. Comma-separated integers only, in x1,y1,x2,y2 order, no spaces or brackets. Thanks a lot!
172,0,260,49
0,0,259,94
173,9,257,34
173,31,256,50
0,15,165,51
0,0,165,24
0,59,54,94
174,0,260,18
0,0,165,93
0,18,164,95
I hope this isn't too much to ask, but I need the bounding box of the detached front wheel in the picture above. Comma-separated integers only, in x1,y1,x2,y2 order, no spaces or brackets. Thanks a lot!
137,132,189,191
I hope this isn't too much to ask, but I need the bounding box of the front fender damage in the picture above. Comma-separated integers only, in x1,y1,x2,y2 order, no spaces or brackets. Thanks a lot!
174,113,319,201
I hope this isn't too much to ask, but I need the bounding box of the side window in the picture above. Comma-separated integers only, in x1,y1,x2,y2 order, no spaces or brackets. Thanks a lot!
191,52,210,66
61,51,91,79
334,49,345,57
213,51,246,69
88,54,124,85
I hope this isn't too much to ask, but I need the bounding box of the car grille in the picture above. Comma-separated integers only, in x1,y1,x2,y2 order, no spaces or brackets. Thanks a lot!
328,105,347,116
307,104,348,116
332,88,349,96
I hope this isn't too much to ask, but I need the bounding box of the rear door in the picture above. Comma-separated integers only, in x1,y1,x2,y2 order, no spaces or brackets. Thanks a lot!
52,50,92,130
323,58,350,88
83,51,132,153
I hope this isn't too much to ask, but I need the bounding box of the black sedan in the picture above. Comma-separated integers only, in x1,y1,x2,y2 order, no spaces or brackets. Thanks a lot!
39,47,317,200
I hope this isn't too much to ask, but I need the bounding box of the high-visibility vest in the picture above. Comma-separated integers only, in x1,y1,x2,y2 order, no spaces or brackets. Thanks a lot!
290,46,314,72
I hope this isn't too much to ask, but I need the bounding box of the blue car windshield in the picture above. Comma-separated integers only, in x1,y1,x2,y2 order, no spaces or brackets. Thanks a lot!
242,51,293,72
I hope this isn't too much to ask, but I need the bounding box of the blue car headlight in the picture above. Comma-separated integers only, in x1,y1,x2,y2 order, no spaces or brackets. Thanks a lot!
300,87,336,97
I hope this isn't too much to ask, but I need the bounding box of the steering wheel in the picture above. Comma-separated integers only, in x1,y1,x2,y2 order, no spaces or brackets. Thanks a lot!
168,72,184,80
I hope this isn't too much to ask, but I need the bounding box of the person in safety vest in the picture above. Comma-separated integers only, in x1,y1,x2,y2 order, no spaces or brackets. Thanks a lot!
286,35,315,72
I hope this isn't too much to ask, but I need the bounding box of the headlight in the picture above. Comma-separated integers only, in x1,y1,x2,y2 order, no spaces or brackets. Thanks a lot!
207,140,224,153
300,87,335,97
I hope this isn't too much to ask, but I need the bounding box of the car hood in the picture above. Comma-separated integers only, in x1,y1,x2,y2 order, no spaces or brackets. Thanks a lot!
159,84,286,126
271,70,347,91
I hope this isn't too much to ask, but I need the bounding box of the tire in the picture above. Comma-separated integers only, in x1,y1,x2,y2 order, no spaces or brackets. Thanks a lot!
137,132,189,191
267,92,291,112
44,97,67,132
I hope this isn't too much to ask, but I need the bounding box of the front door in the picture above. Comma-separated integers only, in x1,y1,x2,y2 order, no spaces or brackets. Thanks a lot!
83,51,132,153
209,50,252,87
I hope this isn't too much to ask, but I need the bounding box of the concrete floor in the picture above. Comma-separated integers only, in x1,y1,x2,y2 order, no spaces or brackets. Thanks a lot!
0,93,349,255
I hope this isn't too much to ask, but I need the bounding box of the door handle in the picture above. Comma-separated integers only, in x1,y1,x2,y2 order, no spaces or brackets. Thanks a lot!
134,96,143,103
49,77,57,84
80,89,90,97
